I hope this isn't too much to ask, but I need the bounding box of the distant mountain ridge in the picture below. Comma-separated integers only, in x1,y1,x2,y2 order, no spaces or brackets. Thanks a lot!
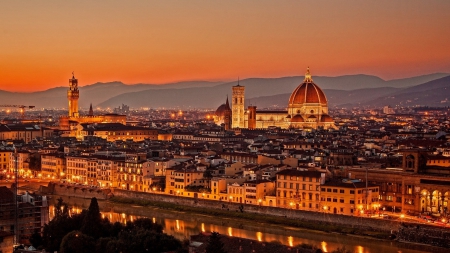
0,73,448,110
248,75,450,108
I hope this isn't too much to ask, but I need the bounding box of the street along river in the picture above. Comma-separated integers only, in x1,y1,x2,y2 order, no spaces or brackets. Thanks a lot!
48,197,437,253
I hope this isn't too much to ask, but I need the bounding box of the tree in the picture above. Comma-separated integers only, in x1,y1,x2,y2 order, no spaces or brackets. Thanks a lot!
55,197,69,220
81,197,102,239
203,169,213,179
29,230,43,249
29,154,41,171
59,231,95,253
205,232,226,253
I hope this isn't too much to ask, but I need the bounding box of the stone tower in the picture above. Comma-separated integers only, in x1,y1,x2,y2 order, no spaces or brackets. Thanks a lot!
232,81,245,128
67,72,79,118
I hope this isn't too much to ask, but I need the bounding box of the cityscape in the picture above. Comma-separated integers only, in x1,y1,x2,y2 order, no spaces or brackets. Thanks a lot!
1,1,450,253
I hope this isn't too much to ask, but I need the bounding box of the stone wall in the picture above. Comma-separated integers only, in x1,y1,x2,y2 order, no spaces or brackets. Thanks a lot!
43,183,112,200
112,189,400,233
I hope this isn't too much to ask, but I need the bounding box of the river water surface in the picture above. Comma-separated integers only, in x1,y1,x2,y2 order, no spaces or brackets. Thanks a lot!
48,197,435,253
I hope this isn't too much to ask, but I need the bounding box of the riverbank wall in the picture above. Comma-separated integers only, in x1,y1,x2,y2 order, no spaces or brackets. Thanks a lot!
111,188,398,233
42,182,450,250
41,182,112,200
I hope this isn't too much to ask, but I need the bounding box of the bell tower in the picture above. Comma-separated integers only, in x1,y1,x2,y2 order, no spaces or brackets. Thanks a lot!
67,72,79,118
232,79,245,128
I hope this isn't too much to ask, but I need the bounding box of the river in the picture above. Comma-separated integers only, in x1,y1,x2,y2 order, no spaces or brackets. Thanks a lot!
48,197,434,253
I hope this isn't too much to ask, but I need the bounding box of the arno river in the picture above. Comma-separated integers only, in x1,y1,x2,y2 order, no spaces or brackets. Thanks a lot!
49,197,431,253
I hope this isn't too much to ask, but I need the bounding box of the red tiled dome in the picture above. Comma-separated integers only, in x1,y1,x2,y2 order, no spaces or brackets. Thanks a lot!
289,82,327,105
288,68,327,105
215,97,231,116
215,103,230,116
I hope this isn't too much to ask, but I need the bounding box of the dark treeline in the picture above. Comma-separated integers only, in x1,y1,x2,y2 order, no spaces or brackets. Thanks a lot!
30,197,188,253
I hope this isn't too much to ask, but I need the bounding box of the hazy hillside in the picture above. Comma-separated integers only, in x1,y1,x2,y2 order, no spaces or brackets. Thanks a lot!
363,75,450,107
248,75,450,108
0,81,222,109
246,87,402,109
99,73,448,109
0,73,447,109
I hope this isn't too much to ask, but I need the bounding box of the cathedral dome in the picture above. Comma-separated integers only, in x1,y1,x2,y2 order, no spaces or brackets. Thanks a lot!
291,115,304,122
288,68,327,105
215,97,231,117
215,104,230,116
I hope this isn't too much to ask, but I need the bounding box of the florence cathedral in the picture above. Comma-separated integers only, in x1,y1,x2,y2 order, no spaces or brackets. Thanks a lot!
214,67,335,130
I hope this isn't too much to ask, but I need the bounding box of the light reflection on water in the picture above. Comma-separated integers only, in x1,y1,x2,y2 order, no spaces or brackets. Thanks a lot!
49,204,427,253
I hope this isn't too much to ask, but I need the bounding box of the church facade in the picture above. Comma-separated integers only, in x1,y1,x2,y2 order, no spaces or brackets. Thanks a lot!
214,68,335,130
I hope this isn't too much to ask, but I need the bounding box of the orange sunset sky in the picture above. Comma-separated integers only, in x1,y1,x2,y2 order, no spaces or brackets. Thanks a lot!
1,0,450,92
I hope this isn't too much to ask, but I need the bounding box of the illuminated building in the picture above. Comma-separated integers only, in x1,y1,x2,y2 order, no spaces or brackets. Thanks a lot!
96,156,122,188
8,151,30,176
66,156,98,185
221,68,336,130
0,124,46,144
320,180,380,215
0,149,11,172
232,83,245,128
276,169,324,210
213,97,232,130
116,153,148,191
41,153,66,180
243,180,275,205
59,73,127,139
82,123,158,142
67,73,79,118
347,150,450,214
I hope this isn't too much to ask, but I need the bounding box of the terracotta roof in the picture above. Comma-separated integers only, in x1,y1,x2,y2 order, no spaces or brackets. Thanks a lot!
289,82,327,105
321,114,334,122
215,102,231,117
291,115,304,123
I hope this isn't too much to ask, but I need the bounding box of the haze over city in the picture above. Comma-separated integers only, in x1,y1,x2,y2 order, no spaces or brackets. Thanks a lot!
1,0,450,92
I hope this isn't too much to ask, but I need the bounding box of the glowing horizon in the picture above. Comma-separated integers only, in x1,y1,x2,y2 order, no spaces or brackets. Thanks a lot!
1,0,449,92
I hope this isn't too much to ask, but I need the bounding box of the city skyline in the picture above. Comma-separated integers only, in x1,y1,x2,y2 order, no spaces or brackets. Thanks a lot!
1,0,450,92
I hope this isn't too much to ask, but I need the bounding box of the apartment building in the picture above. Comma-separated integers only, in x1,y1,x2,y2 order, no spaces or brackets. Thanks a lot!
320,180,380,215
276,169,325,210
41,153,66,180
117,153,148,191
66,155,98,185
0,149,11,172
243,180,275,205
